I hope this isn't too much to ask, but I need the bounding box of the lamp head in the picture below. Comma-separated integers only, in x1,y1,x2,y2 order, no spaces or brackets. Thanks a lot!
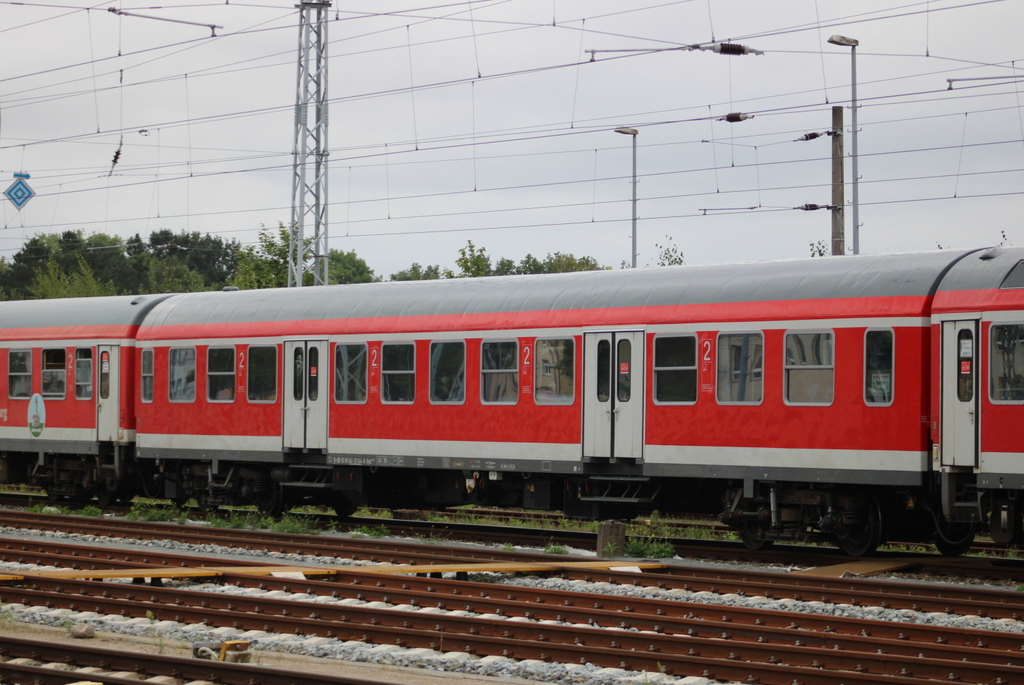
827,34,859,47
615,127,639,136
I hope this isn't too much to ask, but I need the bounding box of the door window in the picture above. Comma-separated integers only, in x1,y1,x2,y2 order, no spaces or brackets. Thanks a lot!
141,349,153,403
596,339,611,403
307,346,319,401
957,329,974,402
292,347,305,401
616,338,632,402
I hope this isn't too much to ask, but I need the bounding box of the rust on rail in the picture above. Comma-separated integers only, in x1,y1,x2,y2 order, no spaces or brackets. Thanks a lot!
788,558,923,578
0,560,663,582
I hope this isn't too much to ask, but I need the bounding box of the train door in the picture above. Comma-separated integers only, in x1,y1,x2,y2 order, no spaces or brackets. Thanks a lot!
583,331,645,461
283,340,328,452
941,319,980,467
96,346,119,442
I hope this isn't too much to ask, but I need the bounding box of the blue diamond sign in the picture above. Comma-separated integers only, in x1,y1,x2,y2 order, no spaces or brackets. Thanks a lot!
4,176,35,210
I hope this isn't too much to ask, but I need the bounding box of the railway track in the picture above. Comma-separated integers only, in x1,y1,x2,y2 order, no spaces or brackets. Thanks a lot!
3,490,1015,562
0,527,1020,621
0,532,1019,684
0,634,384,685
2,506,1024,584
0,511,1021,682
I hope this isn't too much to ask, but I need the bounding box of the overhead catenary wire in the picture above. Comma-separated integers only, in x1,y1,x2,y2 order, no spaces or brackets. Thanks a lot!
1,0,1020,265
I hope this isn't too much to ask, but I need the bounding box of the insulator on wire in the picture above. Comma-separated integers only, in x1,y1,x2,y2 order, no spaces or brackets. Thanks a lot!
797,132,824,141
719,112,752,123
712,43,763,55
798,204,825,211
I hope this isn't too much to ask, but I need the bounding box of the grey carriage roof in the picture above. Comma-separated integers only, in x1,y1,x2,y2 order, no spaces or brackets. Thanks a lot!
138,249,982,331
934,246,1024,291
0,293,175,335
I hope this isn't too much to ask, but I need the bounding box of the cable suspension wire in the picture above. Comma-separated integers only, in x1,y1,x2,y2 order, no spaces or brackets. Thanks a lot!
3,0,1021,259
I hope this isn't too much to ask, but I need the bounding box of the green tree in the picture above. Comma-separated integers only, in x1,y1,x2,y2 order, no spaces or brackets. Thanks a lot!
329,249,378,284
542,252,602,273
654,236,685,266
389,241,604,281
233,226,292,289
3,233,62,298
29,258,117,299
149,256,205,293
390,263,444,281
146,229,240,289
514,254,545,274
233,226,369,289
454,241,492,278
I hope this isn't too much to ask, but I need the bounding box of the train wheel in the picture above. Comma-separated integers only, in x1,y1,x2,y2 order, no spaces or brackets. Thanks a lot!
838,496,883,557
95,487,117,507
333,494,357,519
255,484,284,518
934,522,975,556
740,525,773,551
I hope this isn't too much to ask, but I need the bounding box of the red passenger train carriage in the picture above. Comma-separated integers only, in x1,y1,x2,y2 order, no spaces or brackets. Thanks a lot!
0,294,173,503
2,247,1023,556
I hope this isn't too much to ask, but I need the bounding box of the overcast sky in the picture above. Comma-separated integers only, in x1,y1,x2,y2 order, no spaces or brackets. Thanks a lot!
1,0,1022,279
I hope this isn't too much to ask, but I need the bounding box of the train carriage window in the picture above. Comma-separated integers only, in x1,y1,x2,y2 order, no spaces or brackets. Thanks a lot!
41,349,66,399
865,329,894,405
430,341,465,404
207,347,235,402
307,346,319,401
785,331,834,405
481,341,518,404
717,333,763,404
247,346,277,403
335,344,368,403
141,349,154,403
382,343,416,403
292,347,305,401
596,340,611,402
999,261,1024,289
100,351,110,399
75,349,93,400
8,350,31,399
654,335,697,404
991,324,1024,402
168,347,196,402
617,339,632,402
957,329,974,402
535,338,574,404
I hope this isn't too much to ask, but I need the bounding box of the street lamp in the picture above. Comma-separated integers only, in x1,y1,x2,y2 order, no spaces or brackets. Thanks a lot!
828,34,859,255
615,127,639,268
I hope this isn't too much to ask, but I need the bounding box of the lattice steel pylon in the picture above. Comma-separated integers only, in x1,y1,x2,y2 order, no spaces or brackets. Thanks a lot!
288,1,331,287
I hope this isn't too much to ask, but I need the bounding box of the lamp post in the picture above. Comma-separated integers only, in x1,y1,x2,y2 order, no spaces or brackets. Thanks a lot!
615,127,639,268
828,34,859,255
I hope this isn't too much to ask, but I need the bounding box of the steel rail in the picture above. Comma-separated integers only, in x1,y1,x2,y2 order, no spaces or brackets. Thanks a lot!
1,516,1022,620
0,577,1019,684
557,566,1024,620
12,572,1024,664
3,509,1020,582
0,542,1018,658
0,634,386,685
